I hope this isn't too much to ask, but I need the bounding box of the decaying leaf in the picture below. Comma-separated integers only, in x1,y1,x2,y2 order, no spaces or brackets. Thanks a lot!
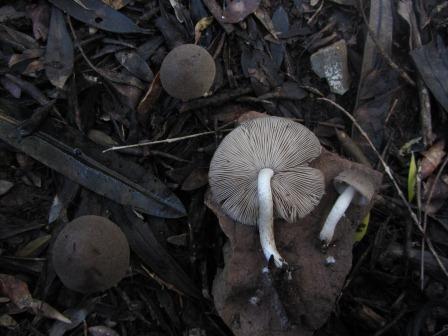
421,140,446,179
194,16,214,44
45,6,73,89
0,112,186,218
222,0,261,24
115,50,154,82
137,72,163,125
411,39,448,113
0,274,70,323
49,0,146,33
88,325,120,336
27,1,50,41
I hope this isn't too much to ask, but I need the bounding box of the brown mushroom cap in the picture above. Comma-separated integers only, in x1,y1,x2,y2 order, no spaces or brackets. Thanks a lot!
160,44,216,101
209,116,325,225
52,215,130,293
333,169,375,205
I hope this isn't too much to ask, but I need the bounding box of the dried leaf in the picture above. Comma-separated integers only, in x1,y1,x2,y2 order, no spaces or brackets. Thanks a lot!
0,113,186,218
29,299,71,324
421,140,446,179
181,168,209,191
49,0,146,33
0,180,14,196
222,0,261,23
27,1,50,41
0,274,32,309
115,50,154,82
270,6,288,67
45,6,73,89
408,152,417,202
137,72,163,125
411,39,448,113
0,314,17,329
194,16,214,44
0,76,21,98
15,235,51,257
253,6,278,39
352,0,396,161
0,24,39,50
423,175,448,214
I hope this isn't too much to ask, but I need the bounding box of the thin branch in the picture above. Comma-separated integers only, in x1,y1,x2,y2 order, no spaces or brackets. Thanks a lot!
103,129,231,153
318,97,448,279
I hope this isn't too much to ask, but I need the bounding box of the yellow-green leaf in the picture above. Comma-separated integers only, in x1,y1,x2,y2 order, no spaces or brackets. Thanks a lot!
408,152,417,202
355,212,370,242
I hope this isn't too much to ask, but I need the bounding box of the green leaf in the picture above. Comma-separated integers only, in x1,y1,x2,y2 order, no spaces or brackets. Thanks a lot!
408,152,417,202
355,212,370,242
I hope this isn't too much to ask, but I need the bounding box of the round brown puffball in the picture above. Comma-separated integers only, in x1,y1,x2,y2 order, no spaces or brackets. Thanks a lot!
52,215,130,293
160,44,216,101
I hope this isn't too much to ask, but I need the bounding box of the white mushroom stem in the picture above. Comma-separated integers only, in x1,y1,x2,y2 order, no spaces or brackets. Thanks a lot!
258,168,286,268
319,185,356,245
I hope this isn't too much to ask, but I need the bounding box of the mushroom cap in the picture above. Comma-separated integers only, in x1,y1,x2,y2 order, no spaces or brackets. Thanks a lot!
333,169,375,205
160,44,216,101
52,215,130,293
209,116,325,225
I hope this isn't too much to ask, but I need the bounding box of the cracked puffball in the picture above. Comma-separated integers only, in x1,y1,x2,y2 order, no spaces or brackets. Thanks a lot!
209,116,325,268
52,215,130,293
160,44,216,101
319,169,374,246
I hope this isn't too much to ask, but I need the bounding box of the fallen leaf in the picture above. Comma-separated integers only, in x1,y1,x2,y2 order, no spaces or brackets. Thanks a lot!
137,72,163,125
411,38,448,113
222,0,261,23
27,1,50,41
421,140,446,179
115,50,154,82
181,168,209,191
49,0,146,33
45,6,74,89
194,16,214,44
15,235,52,257
0,314,17,329
0,274,70,323
0,5,25,23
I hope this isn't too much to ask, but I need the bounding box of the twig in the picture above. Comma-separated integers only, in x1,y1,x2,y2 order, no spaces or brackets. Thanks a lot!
318,97,448,279
103,129,231,153
358,0,416,87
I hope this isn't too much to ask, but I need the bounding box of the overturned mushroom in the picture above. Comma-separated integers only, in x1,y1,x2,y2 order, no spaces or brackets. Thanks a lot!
319,169,374,246
52,215,130,293
209,116,324,268
160,44,216,101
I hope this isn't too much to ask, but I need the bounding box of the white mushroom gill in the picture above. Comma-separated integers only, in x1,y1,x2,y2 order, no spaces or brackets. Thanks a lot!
319,185,356,245
258,168,286,268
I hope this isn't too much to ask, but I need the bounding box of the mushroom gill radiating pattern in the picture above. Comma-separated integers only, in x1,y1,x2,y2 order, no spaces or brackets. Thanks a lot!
209,116,325,225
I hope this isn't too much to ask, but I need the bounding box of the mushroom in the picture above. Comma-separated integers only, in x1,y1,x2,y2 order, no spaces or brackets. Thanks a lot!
319,169,374,246
52,215,130,293
209,116,324,268
160,44,216,101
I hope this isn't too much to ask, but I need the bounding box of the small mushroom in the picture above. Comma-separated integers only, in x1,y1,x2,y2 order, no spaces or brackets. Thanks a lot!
160,44,216,101
52,215,130,293
209,116,325,268
319,169,374,245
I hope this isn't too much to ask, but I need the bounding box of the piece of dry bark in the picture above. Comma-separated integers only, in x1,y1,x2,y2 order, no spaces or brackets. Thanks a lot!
206,150,382,336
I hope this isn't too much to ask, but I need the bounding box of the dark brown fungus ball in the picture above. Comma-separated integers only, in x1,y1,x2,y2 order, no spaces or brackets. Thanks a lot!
160,44,216,101
52,215,130,293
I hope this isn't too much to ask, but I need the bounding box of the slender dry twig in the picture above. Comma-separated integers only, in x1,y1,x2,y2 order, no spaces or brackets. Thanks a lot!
318,97,448,279
358,0,416,87
103,129,231,153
